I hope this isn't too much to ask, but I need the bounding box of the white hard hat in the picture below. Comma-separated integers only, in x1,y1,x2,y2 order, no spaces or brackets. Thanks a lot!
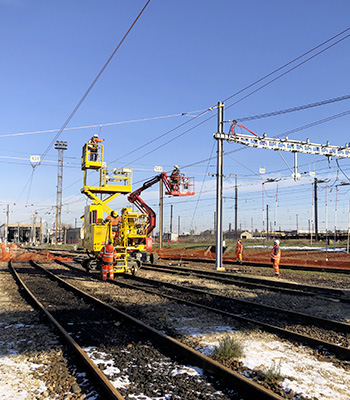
93,134,98,138
274,240,280,245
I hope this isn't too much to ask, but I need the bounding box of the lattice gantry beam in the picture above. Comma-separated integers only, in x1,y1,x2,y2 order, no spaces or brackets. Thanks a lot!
213,132,350,159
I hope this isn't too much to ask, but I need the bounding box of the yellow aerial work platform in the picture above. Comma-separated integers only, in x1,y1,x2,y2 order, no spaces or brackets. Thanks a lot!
81,143,132,212
80,141,147,275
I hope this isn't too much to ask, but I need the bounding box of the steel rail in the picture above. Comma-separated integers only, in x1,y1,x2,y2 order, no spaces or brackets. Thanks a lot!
8,261,125,400
141,263,350,302
56,259,350,361
24,247,350,274
126,274,350,334
23,260,285,400
158,255,350,275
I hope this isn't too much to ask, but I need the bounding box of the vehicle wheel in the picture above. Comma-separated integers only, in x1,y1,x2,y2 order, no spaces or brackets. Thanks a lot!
150,252,158,264
82,258,98,273
131,260,141,276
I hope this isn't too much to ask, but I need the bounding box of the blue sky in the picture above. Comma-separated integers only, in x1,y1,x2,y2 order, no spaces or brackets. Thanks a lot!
1,0,350,234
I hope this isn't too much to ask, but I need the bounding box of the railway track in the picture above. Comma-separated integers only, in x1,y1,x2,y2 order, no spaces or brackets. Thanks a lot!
47,259,350,398
157,255,350,275
9,260,284,400
141,262,350,302
55,259,350,353
26,247,350,275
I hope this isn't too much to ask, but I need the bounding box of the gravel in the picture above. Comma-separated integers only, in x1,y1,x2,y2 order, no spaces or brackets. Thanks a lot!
0,262,96,400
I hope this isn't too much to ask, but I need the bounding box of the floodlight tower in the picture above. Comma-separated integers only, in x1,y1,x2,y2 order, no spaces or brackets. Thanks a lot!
54,140,68,243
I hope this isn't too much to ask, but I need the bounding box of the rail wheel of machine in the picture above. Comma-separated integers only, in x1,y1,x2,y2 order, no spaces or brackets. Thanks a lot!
150,252,158,264
82,258,98,273
131,260,141,276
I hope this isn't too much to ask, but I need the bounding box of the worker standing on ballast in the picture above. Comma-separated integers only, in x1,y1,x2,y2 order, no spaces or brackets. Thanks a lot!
170,165,181,191
271,239,281,277
88,134,104,161
98,239,116,281
236,239,243,264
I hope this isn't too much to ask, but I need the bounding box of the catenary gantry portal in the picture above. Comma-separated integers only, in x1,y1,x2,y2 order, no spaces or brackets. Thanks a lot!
213,101,350,270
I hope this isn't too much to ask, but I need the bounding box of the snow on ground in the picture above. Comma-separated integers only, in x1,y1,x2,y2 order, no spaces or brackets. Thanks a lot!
182,325,349,400
0,352,47,400
83,346,216,400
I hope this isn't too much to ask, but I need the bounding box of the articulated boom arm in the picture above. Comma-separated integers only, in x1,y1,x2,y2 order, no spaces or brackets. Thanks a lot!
128,171,195,236
127,173,166,236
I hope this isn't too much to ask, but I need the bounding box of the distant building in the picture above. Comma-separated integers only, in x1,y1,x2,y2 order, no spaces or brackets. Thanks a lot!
164,232,178,242
240,231,253,239
65,228,81,244
0,223,43,244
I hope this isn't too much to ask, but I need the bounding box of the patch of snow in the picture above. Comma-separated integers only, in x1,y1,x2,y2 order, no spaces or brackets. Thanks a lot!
83,347,223,399
191,328,350,400
170,365,202,377
0,354,47,400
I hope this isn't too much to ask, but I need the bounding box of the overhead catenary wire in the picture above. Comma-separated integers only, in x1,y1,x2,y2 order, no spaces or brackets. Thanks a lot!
15,26,350,227
225,31,350,112
183,107,350,171
0,110,204,139
2,92,348,149
40,0,151,162
6,27,350,167
16,168,36,204
223,26,350,104
336,159,350,182
21,158,350,228
31,115,350,216
234,94,350,122
118,27,350,166
179,142,216,246
16,0,151,206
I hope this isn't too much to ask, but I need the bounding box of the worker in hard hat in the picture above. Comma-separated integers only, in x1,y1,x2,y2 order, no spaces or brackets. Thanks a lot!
271,239,281,277
104,210,121,225
236,239,243,264
170,165,181,191
103,211,121,240
98,239,116,281
88,133,104,161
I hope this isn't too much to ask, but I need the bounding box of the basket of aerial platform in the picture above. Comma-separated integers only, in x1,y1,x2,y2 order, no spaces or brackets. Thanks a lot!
127,170,195,252
162,173,195,197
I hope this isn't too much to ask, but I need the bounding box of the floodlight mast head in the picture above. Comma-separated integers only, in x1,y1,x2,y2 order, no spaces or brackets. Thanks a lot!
55,141,68,150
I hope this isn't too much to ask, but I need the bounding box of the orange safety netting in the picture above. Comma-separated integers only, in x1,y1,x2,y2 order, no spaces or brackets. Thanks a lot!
154,247,350,270
0,245,73,262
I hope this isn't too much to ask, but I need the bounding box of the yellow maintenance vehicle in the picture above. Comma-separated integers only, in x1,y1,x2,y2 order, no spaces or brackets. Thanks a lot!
80,140,151,275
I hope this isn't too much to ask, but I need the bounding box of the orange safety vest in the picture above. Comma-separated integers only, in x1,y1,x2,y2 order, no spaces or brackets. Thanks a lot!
270,245,281,265
104,215,121,225
171,169,180,183
99,244,116,263
236,242,243,257
88,137,104,149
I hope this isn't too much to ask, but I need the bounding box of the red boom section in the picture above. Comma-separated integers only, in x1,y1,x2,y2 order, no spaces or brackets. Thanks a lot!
128,173,164,236
128,172,195,237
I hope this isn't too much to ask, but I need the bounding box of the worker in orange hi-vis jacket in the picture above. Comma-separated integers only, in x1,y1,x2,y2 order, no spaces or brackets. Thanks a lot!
103,210,121,226
271,239,281,277
88,133,104,161
236,239,243,264
98,240,116,281
170,165,181,191
103,210,121,240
